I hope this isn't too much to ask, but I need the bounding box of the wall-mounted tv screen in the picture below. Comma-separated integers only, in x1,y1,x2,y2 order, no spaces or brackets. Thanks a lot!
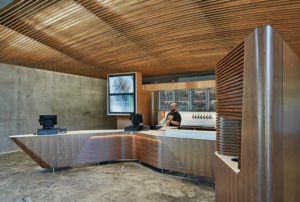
109,74,135,94
109,95,135,113
107,73,136,115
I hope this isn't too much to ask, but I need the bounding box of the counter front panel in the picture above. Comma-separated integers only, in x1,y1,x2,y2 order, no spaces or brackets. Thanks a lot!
10,130,216,179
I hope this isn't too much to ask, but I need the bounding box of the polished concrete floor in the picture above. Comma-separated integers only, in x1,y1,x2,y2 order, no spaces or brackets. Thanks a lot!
0,151,215,202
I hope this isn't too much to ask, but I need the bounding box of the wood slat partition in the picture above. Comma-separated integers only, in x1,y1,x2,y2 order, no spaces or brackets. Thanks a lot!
216,42,244,168
215,25,300,202
0,1,299,78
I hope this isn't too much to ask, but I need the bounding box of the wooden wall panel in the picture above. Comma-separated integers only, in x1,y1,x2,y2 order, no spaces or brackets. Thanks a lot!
242,26,284,202
216,25,299,202
142,80,216,91
116,116,131,129
139,89,152,125
268,25,284,202
142,80,216,126
216,41,244,168
136,72,143,114
238,28,259,202
282,41,300,202
215,156,239,202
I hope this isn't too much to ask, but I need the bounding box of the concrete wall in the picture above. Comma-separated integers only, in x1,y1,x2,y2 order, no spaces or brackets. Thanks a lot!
0,63,116,153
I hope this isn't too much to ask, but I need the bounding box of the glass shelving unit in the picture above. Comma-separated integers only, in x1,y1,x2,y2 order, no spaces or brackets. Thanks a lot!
208,88,217,111
158,88,216,112
191,89,207,111
175,90,189,111
158,90,174,111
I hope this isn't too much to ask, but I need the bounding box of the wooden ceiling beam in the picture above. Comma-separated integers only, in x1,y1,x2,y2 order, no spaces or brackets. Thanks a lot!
76,0,177,67
0,0,299,78
0,1,117,73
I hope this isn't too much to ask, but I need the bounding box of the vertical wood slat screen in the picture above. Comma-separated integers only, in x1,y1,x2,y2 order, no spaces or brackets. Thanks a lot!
216,42,244,168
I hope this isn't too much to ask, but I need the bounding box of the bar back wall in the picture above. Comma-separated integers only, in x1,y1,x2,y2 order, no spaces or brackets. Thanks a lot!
0,63,116,153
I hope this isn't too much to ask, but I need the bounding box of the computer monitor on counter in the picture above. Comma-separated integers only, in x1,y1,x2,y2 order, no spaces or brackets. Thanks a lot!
124,113,143,131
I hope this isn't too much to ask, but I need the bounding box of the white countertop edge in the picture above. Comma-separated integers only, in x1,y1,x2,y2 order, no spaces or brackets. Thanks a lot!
164,129,216,140
9,129,216,140
9,129,125,138
215,152,240,174
163,135,216,140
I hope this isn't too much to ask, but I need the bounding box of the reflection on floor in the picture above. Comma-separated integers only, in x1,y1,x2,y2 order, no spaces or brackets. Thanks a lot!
0,151,215,202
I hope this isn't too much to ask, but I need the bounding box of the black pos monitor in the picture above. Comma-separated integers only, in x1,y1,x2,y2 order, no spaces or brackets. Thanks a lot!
124,113,143,131
37,115,67,135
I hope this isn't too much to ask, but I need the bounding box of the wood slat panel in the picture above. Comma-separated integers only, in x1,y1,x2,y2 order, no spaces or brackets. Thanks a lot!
215,25,299,202
0,0,299,78
216,41,244,168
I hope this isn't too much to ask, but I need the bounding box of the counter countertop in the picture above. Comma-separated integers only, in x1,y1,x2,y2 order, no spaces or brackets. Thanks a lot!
9,129,124,138
10,129,216,140
215,152,240,173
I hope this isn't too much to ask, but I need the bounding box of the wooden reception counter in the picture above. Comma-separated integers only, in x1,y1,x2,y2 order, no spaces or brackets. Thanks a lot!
10,129,216,179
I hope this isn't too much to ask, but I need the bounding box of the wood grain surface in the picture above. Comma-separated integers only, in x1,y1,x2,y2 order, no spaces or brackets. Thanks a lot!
160,136,215,179
0,1,299,78
11,131,215,179
215,25,300,202
142,80,216,92
215,155,239,202
282,41,300,202
215,41,244,168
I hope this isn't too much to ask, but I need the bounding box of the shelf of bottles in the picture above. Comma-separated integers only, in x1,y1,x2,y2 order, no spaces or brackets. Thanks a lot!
191,89,207,111
175,90,189,111
158,90,175,111
208,88,216,111
158,88,216,112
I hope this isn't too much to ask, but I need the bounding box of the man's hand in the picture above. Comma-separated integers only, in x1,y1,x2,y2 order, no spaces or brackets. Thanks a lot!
166,120,170,126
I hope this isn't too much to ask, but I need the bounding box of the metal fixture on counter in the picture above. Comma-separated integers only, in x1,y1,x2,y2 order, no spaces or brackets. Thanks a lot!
192,113,213,120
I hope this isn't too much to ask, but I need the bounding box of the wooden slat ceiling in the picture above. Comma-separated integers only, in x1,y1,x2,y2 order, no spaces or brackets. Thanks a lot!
0,0,299,79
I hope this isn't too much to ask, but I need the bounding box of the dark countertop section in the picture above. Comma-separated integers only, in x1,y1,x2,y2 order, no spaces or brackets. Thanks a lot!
179,125,216,131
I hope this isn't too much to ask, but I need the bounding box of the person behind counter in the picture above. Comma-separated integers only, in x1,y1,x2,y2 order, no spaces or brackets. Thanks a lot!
166,102,182,127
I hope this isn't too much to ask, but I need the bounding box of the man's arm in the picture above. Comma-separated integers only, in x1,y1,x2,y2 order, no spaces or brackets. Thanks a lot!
173,112,181,126
170,120,180,126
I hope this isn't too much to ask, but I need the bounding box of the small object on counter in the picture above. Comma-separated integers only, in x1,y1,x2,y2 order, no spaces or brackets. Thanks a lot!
124,113,144,131
37,115,67,135
159,117,166,126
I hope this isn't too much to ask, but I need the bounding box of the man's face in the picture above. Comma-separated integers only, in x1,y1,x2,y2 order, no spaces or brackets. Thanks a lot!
170,104,176,112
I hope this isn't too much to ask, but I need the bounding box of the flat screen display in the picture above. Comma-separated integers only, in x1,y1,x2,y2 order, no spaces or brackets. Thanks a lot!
109,75,134,94
109,95,135,113
107,73,136,115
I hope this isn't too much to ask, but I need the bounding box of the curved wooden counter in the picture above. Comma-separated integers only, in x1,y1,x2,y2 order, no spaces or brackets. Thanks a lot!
10,130,215,179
